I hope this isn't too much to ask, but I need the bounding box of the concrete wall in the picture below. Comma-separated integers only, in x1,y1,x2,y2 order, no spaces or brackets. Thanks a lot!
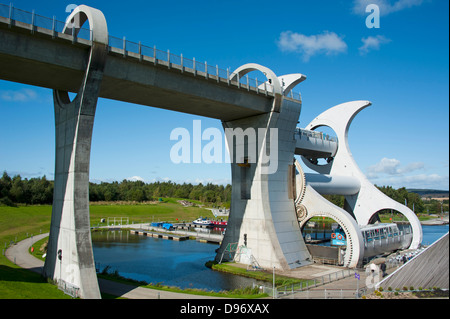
377,233,449,290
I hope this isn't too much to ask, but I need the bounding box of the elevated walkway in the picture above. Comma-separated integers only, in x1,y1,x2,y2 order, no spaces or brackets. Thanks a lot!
0,5,295,122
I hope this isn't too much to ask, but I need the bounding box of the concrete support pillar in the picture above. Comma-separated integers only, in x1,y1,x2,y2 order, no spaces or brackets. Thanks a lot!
215,68,311,269
43,88,102,298
43,5,108,299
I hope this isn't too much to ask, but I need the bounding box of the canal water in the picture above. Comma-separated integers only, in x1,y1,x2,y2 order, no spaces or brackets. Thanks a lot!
92,225,448,292
421,224,449,245
92,230,264,292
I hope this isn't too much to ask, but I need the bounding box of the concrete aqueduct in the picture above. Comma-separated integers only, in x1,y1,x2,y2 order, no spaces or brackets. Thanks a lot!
0,4,422,298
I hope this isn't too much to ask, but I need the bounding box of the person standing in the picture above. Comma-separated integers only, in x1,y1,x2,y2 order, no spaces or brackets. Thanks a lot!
380,262,387,277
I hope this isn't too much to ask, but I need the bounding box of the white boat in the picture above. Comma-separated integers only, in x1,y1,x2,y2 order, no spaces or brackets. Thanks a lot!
192,217,215,227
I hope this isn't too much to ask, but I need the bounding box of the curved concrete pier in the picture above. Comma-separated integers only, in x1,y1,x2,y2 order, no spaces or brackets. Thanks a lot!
42,5,108,299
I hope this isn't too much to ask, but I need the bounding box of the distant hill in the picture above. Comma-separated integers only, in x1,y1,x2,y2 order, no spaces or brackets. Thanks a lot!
407,189,449,199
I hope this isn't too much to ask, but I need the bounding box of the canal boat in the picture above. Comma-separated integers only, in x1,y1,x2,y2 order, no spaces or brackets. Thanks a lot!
192,217,215,227
331,226,347,246
211,219,227,227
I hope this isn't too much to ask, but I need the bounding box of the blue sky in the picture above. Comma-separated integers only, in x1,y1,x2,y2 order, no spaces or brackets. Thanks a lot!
0,0,448,190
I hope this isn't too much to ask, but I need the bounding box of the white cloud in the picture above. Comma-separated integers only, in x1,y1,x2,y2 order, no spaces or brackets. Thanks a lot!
372,174,449,190
367,157,424,177
127,176,145,182
277,31,348,62
367,157,402,177
0,89,38,102
352,0,425,15
359,35,391,55
366,158,449,189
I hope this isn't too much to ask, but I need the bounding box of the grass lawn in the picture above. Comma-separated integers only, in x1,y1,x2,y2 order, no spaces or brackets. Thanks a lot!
89,199,210,226
211,262,314,287
0,200,213,299
0,205,70,299
3,200,433,299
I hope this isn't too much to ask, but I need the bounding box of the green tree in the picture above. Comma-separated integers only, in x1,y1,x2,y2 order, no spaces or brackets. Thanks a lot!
9,175,25,203
129,188,146,202
0,171,12,199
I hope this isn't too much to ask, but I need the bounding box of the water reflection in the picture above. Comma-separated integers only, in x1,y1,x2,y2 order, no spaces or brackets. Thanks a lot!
92,225,448,292
92,230,264,292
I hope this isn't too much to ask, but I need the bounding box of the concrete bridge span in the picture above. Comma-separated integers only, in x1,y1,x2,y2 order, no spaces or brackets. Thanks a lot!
0,12,277,122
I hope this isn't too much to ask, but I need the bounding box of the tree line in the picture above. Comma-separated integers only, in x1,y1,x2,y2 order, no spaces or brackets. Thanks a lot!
0,172,53,206
0,171,231,206
323,185,426,214
1,171,441,214
376,185,425,213
88,179,231,205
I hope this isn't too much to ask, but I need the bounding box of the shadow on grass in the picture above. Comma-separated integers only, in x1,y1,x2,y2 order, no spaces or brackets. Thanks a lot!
0,264,45,283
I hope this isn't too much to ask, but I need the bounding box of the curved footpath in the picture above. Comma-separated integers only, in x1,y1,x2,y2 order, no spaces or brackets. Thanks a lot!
6,232,377,299
420,215,449,225
5,233,222,299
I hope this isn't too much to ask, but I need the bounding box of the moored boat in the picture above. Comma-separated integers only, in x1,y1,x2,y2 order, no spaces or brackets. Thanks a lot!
211,219,227,227
192,217,215,227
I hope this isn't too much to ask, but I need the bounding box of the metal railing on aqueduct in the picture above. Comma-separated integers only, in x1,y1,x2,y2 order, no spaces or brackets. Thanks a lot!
0,3,302,101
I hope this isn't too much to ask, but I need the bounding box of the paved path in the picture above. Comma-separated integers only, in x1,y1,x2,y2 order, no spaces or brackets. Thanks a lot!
6,233,385,299
420,215,449,225
5,233,48,274
4,233,222,299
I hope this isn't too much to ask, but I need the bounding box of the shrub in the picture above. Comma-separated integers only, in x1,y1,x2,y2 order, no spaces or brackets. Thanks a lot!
101,265,111,275
205,260,218,268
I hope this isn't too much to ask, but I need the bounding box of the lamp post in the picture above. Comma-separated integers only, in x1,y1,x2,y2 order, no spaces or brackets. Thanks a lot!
273,266,275,299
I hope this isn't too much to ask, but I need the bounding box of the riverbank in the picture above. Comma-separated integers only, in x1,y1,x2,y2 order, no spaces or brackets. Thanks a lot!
1,204,448,299
6,232,266,299
208,261,312,287
0,202,221,299
420,215,449,225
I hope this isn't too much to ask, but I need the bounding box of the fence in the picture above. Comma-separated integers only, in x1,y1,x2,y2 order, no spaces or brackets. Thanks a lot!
58,279,80,298
279,288,363,299
257,268,362,299
0,3,302,101
106,217,129,226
